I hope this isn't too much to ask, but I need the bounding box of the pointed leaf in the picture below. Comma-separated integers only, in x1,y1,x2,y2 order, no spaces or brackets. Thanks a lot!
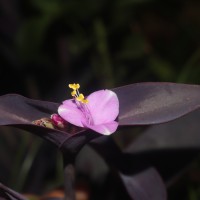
1,82,200,164
0,183,27,200
125,109,200,152
113,82,200,125
120,168,167,200
123,109,200,184
0,94,100,159
90,110,200,184
0,94,70,146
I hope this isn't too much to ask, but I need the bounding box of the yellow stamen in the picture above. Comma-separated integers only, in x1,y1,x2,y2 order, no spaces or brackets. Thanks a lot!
69,83,88,104
76,93,88,104
82,99,89,104
76,93,84,101
69,83,80,90
71,90,76,97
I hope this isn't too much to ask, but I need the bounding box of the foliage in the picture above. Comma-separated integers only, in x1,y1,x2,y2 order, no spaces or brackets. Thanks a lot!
1,0,200,199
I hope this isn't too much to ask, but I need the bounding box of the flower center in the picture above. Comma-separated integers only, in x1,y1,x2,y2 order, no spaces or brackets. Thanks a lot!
69,83,93,125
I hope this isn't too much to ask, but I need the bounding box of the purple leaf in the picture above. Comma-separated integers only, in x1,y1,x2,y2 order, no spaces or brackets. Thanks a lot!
91,110,200,185
125,109,200,152
123,109,200,184
1,82,200,160
0,94,99,157
0,94,69,146
84,142,170,199
120,168,167,200
114,82,200,125
0,183,27,200
0,94,58,125
90,133,199,185
1,83,200,199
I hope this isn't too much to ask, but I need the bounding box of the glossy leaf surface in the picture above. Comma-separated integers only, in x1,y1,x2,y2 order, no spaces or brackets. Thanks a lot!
91,109,200,185
124,109,200,184
125,109,200,152
0,82,200,133
120,168,167,200
0,83,200,199
113,82,200,125
0,82,200,157
0,94,96,157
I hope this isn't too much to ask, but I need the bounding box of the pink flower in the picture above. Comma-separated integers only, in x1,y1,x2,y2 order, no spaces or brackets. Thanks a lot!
58,84,119,135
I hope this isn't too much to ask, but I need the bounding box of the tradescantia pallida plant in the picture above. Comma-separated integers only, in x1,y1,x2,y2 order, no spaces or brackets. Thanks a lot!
1,82,200,199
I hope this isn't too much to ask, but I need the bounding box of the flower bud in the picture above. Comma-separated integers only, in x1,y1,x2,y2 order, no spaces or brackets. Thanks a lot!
51,114,66,129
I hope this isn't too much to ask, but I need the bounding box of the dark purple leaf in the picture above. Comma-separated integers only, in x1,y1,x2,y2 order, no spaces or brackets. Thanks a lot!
90,138,198,198
91,110,200,185
125,109,200,152
114,82,200,125
123,109,200,185
0,94,58,126
91,137,200,185
0,94,99,161
0,94,71,146
1,83,200,199
0,183,27,200
1,82,200,162
120,168,167,200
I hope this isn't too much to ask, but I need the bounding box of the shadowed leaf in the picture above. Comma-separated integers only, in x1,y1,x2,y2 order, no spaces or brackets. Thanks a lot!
91,110,200,185
0,94,99,161
123,109,200,185
0,94,72,146
125,109,200,152
0,82,200,160
0,83,200,199
114,82,200,125
0,183,27,200
120,168,167,200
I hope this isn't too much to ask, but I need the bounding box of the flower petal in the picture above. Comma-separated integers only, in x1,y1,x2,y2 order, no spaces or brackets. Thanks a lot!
85,121,118,135
87,90,119,124
58,100,86,127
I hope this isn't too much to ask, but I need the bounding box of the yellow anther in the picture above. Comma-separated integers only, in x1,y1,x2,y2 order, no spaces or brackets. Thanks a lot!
69,83,80,90
68,83,88,104
82,99,89,104
76,93,84,101
71,90,76,97
76,93,88,104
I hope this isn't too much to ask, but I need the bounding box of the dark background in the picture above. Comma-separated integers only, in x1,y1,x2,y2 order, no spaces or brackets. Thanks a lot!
1,0,200,199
